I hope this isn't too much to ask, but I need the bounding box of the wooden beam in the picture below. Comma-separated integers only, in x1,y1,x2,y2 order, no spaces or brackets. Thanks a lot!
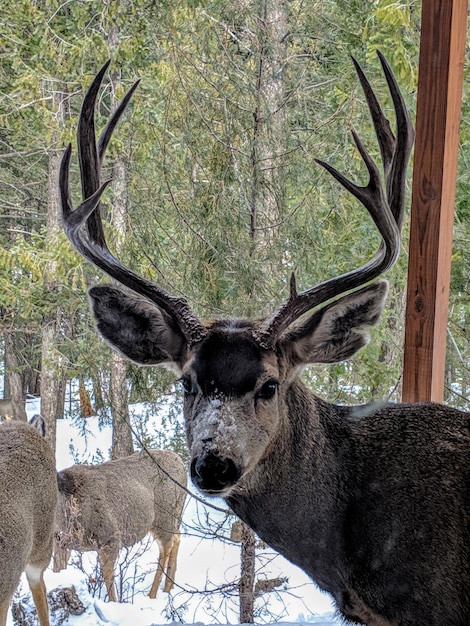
402,0,468,403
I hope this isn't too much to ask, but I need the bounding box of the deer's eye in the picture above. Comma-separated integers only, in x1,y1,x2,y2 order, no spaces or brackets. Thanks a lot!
256,380,278,401
181,376,197,395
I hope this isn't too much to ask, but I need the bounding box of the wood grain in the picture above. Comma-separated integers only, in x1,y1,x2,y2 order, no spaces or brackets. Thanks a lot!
402,0,468,403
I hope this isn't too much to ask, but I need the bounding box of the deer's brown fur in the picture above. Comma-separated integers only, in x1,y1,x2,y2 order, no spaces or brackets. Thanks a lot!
53,449,187,601
0,420,58,626
0,399,14,421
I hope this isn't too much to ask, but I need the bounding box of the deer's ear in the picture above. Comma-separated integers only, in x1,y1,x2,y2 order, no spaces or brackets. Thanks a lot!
88,285,187,370
279,281,388,366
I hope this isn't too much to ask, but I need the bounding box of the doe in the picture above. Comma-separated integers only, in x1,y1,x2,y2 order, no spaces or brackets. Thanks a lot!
53,448,187,601
0,418,57,626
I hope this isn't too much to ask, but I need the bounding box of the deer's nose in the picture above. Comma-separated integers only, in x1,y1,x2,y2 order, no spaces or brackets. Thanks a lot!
191,451,241,493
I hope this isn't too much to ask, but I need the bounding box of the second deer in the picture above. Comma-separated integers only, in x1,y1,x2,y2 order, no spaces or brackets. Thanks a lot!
0,418,57,626
0,399,14,420
53,448,187,602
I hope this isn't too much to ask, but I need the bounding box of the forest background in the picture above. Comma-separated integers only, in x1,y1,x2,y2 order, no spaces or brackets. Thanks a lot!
0,0,469,620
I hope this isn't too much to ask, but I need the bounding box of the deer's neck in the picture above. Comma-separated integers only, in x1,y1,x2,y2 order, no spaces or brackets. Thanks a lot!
226,380,353,595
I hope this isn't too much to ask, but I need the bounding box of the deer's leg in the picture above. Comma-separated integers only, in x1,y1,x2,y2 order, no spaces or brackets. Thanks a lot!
25,566,50,626
148,536,173,599
164,534,180,592
98,549,118,603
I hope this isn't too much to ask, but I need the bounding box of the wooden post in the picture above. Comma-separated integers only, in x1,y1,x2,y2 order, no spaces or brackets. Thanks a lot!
402,0,468,403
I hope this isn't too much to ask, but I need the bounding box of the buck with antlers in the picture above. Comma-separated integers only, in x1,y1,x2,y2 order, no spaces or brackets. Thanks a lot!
60,54,470,624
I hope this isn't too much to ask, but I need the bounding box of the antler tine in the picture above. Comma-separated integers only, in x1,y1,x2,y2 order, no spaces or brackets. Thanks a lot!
376,51,415,229
76,60,111,245
97,78,141,165
253,52,414,349
60,62,208,347
351,54,394,181
353,51,414,229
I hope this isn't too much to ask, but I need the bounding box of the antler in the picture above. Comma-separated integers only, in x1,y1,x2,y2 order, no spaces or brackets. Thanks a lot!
59,61,207,347
253,51,414,349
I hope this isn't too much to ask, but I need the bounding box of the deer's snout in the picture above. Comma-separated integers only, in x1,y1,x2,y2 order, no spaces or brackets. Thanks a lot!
191,451,242,494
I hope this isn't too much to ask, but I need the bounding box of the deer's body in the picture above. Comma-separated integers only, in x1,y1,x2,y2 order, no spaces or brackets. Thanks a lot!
54,449,187,601
0,420,58,626
226,380,470,624
61,54,470,625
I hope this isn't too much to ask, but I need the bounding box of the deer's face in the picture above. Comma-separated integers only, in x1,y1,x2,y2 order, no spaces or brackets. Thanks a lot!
88,281,389,498
182,321,282,495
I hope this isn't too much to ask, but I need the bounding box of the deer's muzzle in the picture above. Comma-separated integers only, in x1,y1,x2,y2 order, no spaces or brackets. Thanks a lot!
191,450,242,494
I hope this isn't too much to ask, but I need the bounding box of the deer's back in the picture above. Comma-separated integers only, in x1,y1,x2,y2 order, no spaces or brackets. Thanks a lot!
57,449,187,550
115,449,188,543
0,422,57,596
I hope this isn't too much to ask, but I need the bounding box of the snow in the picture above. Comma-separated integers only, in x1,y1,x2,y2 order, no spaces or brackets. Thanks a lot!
5,398,341,626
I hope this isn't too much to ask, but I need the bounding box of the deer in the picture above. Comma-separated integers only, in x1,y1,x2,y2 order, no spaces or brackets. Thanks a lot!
53,448,187,602
0,399,29,422
0,398,14,420
58,53,470,624
0,417,58,626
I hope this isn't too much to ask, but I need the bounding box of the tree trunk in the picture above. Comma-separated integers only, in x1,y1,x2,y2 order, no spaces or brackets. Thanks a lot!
110,350,133,458
107,24,134,459
2,336,9,399
41,312,62,448
41,87,67,451
108,156,133,458
250,0,288,249
3,332,27,420
239,521,256,623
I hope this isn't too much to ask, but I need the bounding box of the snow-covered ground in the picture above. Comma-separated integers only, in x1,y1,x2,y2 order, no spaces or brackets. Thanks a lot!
6,399,341,626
